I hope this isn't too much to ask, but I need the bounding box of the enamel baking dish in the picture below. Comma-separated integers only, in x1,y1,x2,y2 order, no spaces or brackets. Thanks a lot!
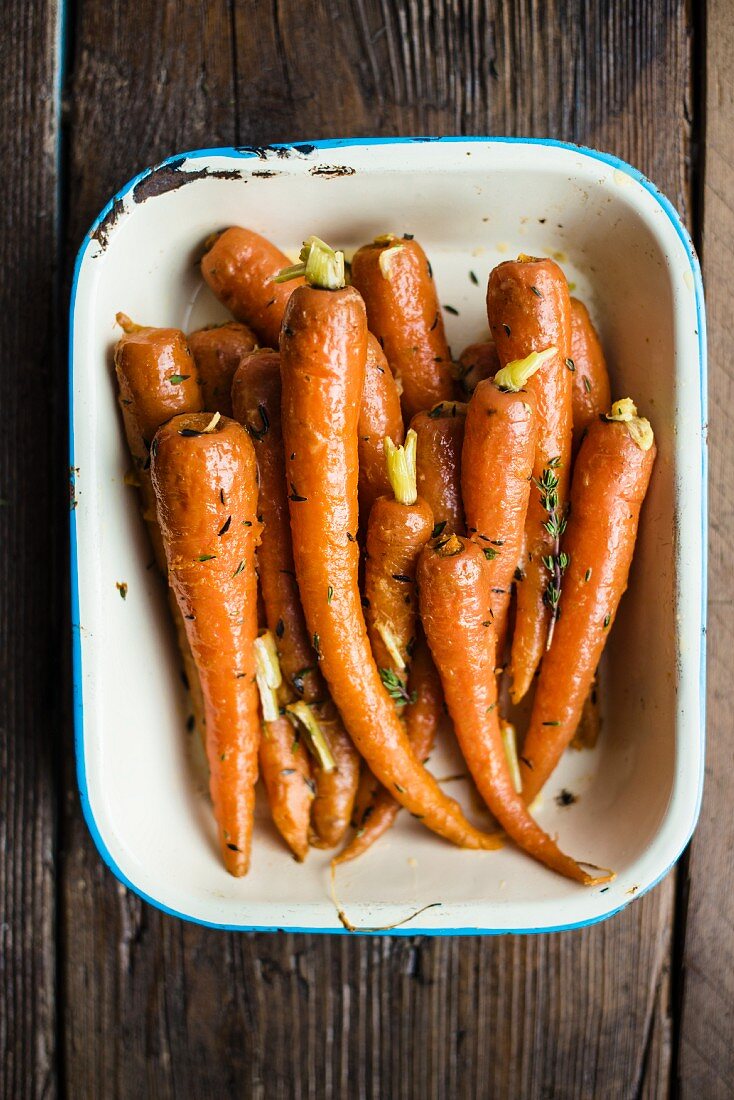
70,138,706,934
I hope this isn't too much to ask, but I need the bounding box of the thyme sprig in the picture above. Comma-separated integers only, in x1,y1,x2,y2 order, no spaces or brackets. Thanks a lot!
380,667,417,708
535,456,568,650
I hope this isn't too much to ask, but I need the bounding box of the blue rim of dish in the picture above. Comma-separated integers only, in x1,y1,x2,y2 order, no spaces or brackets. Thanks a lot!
69,136,707,935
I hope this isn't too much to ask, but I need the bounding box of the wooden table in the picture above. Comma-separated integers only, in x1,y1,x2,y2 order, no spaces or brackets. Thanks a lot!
2,1,730,1096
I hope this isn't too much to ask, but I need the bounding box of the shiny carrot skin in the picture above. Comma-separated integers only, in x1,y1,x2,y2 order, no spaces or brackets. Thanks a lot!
280,282,498,850
231,349,359,847
334,635,442,864
201,227,303,348
259,714,313,861
461,378,537,660
113,315,206,739
351,235,454,422
569,298,611,453
231,350,319,698
151,413,262,876
487,257,573,702
455,339,500,399
520,415,656,803
358,333,404,526
410,402,466,535
418,535,607,884
188,321,258,416
364,496,434,674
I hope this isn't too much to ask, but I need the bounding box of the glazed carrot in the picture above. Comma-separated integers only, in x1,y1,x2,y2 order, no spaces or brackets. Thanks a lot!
418,533,610,884
461,353,551,660
188,321,258,416
519,400,656,803
351,234,454,422
231,349,318,698
455,339,500,399
114,313,206,740
569,298,611,453
151,412,262,876
334,634,442,864
410,401,466,536
364,430,434,677
200,227,303,348
254,631,313,861
307,700,361,848
231,348,359,847
487,256,573,702
278,237,499,850
334,434,436,861
358,333,404,526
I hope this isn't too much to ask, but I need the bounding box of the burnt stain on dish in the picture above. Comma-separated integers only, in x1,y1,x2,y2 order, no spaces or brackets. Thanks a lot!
251,169,280,178
91,197,125,250
132,159,243,203
309,165,356,178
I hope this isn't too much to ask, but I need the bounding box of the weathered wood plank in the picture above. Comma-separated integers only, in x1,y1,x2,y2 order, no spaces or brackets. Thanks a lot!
0,0,61,1096
677,1,734,1096
61,2,692,1097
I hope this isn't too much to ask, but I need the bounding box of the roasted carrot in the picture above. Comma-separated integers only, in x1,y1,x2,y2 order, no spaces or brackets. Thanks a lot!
278,237,499,850
364,429,434,677
487,256,573,702
418,533,610,883
231,350,318,697
151,412,262,876
519,400,656,803
200,227,303,349
335,433,436,860
358,333,404,526
410,401,466,536
334,634,442,864
351,234,454,422
188,321,258,416
231,347,359,848
254,631,313,861
461,353,552,661
114,313,206,740
569,298,611,453
455,339,500,399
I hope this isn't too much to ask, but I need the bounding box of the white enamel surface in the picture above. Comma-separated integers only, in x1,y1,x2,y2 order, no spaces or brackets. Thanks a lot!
70,140,705,933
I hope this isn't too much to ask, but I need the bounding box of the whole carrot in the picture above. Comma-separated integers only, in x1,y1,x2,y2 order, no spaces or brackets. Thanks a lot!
351,234,454,422
519,400,656,803
461,353,553,659
364,429,434,677
254,630,313,861
358,333,405,526
231,348,359,848
410,401,467,536
336,432,436,861
487,256,573,701
569,298,611,454
188,321,258,416
114,313,206,740
200,227,303,348
418,534,610,884
334,634,442,864
151,412,262,876
455,339,500,399
278,237,499,851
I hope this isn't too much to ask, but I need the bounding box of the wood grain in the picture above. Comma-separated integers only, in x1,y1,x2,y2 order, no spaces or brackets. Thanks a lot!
58,1,695,1097
677,1,734,1095
0,1,61,1096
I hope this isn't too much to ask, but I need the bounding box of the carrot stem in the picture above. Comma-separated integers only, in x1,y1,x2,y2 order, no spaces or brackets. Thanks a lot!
384,429,418,505
286,701,336,773
274,236,345,290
